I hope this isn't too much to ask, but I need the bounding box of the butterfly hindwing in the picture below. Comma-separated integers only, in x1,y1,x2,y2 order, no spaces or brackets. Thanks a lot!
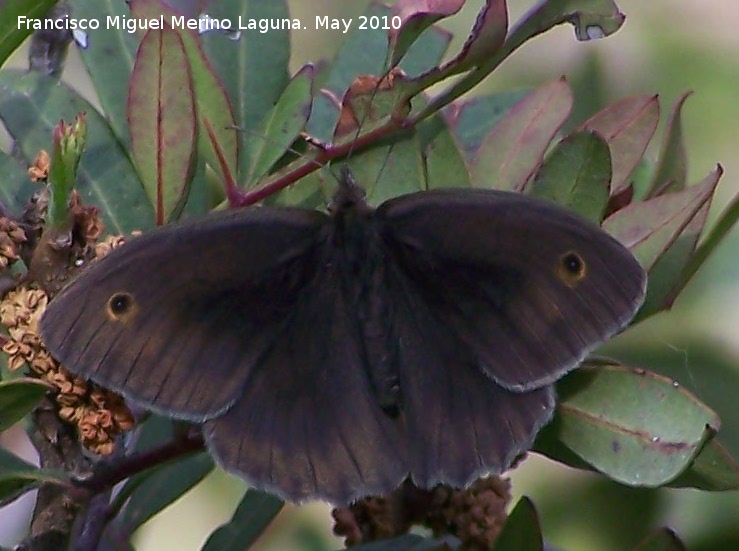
204,247,408,503
383,257,555,487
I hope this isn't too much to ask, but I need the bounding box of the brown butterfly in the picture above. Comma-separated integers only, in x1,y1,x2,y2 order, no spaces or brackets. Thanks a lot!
40,170,646,503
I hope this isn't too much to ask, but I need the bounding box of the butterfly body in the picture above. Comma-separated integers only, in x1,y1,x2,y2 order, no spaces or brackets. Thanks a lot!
40,175,646,503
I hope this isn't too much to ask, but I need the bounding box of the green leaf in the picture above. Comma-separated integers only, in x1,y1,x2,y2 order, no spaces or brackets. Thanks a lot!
0,378,51,431
0,0,57,67
115,417,214,533
601,335,739,465
631,527,687,551
419,111,470,190
129,28,197,224
646,92,691,197
201,489,283,551
0,149,32,213
545,363,721,487
667,437,739,491
0,70,154,232
246,64,313,185
530,130,611,222
471,77,573,191
493,497,543,551
444,89,530,163
580,94,659,193
0,447,68,507
345,135,424,206
202,0,291,180
69,0,140,147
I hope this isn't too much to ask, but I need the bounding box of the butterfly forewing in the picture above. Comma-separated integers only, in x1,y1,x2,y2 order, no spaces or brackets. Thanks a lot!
376,189,647,392
41,207,329,421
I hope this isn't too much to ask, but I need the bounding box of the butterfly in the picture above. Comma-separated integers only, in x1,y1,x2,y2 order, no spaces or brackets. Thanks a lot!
40,169,646,503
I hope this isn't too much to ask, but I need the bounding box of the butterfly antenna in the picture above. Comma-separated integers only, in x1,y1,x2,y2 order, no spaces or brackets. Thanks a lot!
338,49,395,193
229,125,329,175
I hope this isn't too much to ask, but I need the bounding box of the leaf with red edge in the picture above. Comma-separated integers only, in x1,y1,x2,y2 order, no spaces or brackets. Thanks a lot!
647,91,692,197
546,363,721,488
444,0,508,73
604,167,721,289
667,437,739,491
130,0,238,187
506,0,625,52
580,94,659,193
471,77,572,191
631,528,687,551
389,0,465,67
129,28,196,225
444,89,529,163
637,169,721,319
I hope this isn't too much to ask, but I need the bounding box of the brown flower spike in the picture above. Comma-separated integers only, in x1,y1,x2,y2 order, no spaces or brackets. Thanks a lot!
1,284,134,455
333,477,511,548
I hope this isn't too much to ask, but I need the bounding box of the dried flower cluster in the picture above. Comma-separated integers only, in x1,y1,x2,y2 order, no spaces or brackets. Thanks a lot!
1,285,134,455
0,217,27,269
28,150,50,182
333,476,511,548
426,476,511,549
333,494,407,545
69,190,104,244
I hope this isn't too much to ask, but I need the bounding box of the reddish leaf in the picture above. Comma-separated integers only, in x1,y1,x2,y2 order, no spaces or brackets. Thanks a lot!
580,95,659,193
447,0,508,71
647,91,692,197
604,183,634,217
603,167,721,273
389,0,465,67
471,77,572,191
130,0,238,187
639,168,722,317
128,28,196,225
333,69,411,140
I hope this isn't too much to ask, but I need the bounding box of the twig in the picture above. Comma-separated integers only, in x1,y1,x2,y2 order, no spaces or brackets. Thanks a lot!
75,431,205,495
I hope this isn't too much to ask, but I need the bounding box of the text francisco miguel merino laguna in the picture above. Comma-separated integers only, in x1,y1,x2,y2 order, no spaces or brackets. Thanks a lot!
16,14,368,34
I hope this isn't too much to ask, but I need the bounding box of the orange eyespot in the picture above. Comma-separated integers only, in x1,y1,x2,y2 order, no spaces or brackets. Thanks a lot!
106,292,137,321
556,251,587,286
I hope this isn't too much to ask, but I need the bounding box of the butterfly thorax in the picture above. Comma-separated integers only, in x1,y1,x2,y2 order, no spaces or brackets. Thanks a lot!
327,189,402,418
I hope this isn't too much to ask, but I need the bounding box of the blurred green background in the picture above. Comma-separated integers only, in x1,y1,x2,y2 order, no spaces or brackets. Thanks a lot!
1,0,738,549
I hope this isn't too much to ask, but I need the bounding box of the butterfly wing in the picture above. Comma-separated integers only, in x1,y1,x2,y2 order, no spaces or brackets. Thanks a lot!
204,248,408,503
376,188,646,392
40,207,329,421
383,257,555,488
